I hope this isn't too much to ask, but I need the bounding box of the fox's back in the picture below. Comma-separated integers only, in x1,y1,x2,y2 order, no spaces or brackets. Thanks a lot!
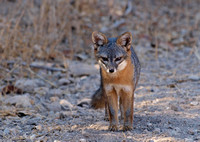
130,46,141,87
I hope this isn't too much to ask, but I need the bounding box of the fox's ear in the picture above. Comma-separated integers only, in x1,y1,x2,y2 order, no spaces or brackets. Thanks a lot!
92,31,107,50
117,32,132,50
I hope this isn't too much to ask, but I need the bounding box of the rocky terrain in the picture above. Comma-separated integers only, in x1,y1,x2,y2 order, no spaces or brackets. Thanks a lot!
0,0,200,142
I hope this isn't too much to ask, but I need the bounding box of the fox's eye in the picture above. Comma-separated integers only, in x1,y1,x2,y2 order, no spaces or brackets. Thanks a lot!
102,57,108,62
115,57,122,61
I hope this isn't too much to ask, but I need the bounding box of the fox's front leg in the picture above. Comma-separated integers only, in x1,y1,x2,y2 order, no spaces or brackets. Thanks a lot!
106,90,118,131
121,90,134,131
104,101,109,121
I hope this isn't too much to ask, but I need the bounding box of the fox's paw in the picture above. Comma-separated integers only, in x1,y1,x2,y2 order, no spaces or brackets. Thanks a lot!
122,125,132,131
108,125,118,131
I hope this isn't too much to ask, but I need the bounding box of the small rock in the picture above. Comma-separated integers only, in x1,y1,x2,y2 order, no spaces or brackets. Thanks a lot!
4,94,32,107
170,105,178,111
170,130,178,136
147,122,152,127
58,78,71,86
127,136,132,139
77,98,91,107
195,135,200,140
68,61,98,77
82,130,90,137
35,125,43,131
187,129,195,135
174,127,181,133
30,134,36,140
3,128,10,135
49,89,63,96
34,87,49,95
79,138,86,142
59,111,76,119
44,102,61,112
15,79,42,92
10,128,18,136
60,99,73,110
190,101,199,106
127,131,132,136
184,138,194,142
188,75,200,81
75,53,88,60
50,96,59,102
154,128,160,134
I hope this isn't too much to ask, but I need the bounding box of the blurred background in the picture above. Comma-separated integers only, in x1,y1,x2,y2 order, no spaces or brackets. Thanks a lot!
0,0,200,141
0,0,200,67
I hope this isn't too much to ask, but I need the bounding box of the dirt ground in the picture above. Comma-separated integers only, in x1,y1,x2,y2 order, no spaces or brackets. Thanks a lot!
0,0,200,142
1,39,200,142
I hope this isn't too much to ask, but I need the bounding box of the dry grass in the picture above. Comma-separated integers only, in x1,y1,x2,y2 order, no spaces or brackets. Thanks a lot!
0,0,99,80
0,0,200,79
0,0,83,62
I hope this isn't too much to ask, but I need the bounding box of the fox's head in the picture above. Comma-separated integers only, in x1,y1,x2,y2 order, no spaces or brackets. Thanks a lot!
92,31,132,74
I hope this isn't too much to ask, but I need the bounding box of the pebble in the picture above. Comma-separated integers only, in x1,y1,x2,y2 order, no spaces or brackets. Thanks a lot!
77,98,91,107
174,127,181,133
50,96,59,102
147,122,152,127
188,75,200,81
4,94,32,107
35,125,43,131
170,104,183,111
68,61,98,77
79,138,86,142
154,128,160,134
60,99,73,110
30,134,36,140
49,89,63,96
44,102,61,112
127,136,132,139
170,130,178,136
190,101,199,106
184,138,194,142
34,87,49,95
15,79,42,92
58,78,71,85
3,128,10,135
187,129,195,135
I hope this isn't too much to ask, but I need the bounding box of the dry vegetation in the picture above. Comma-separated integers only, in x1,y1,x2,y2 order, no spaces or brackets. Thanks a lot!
0,0,200,71
0,0,200,141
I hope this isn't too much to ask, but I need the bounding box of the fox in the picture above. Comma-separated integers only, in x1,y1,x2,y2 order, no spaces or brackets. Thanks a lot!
90,31,141,131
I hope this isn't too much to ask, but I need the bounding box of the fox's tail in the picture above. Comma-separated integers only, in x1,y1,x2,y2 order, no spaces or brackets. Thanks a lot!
90,88,105,109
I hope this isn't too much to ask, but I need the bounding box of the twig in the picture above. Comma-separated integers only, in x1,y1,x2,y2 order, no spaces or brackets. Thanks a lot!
6,61,67,72
0,63,20,81
194,45,200,61
27,67,56,87
124,0,132,15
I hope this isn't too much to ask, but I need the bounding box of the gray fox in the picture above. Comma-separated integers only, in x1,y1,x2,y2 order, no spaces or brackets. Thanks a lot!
91,31,141,131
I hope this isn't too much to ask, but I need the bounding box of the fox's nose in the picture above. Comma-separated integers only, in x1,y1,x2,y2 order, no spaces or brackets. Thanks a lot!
109,69,114,73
